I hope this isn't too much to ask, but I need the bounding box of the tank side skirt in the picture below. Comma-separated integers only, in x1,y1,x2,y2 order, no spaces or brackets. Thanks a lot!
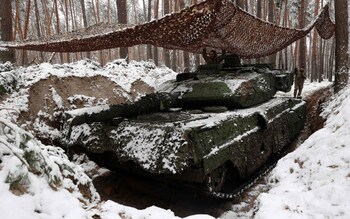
200,100,306,198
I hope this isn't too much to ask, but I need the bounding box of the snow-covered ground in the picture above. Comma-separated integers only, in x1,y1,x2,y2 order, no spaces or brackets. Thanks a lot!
0,60,349,219
252,81,350,219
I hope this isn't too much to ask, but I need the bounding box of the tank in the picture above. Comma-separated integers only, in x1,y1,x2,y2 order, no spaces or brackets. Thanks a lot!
62,55,306,198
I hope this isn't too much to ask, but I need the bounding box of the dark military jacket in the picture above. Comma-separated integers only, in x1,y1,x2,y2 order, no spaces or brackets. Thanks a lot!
203,50,226,64
294,68,307,85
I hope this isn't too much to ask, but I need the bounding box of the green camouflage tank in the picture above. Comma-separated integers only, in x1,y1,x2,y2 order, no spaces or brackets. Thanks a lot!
62,56,306,197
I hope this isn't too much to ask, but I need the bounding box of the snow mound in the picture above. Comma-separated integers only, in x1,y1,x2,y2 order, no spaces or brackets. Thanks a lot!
98,201,215,219
254,85,350,219
0,117,99,219
0,60,177,143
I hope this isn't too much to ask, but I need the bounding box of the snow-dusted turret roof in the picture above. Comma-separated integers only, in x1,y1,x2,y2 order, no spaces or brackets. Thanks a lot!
1,0,335,58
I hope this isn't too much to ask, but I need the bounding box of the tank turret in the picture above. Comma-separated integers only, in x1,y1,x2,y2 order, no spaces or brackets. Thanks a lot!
159,55,293,109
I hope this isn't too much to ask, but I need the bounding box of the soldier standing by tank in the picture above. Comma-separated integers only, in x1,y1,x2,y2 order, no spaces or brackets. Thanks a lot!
293,68,307,98
202,48,226,64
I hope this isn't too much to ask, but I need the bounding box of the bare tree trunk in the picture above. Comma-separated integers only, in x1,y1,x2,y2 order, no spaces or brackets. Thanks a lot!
70,0,79,61
171,0,178,71
324,39,329,80
146,0,153,61
107,0,111,24
95,0,105,65
249,0,254,14
23,0,31,40
14,0,24,64
268,0,276,68
132,0,141,61
192,0,200,68
80,0,91,59
33,0,45,62
116,0,128,61
14,0,23,41
152,0,159,66
318,39,324,82
283,0,289,69
328,37,335,82
53,0,60,34
334,0,349,92
255,0,262,64
41,0,52,36
263,0,268,23
42,0,56,62
318,0,324,82
21,0,32,65
69,0,77,30
310,0,319,82
178,0,190,71
64,0,71,62
91,0,98,24
298,0,307,70
307,31,312,79
275,1,283,68
54,0,63,63
107,0,112,62
140,1,147,61
163,0,171,67
256,0,262,23
142,0,147,20
0,0,16,63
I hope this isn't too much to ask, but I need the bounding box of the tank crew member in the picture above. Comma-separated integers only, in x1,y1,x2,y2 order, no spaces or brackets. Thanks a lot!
202,48,226,64
293,67,307,98
231,53,241,66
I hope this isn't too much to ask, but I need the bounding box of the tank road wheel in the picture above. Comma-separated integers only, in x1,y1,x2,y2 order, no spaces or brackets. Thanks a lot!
205,165,227,193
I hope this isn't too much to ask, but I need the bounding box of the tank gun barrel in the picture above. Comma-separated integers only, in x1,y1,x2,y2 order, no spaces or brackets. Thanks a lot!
63,92,180,127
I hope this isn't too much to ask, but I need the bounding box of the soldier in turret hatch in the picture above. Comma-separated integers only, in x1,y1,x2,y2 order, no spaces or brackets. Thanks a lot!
202,48,226,64
293,67,307,98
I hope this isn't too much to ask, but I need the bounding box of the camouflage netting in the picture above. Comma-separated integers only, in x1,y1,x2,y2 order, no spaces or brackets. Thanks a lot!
2,0,335,58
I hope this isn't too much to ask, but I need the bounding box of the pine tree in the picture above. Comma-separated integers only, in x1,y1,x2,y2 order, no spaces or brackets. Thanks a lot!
163,0,171,67
298,0,307,70
117,0,128,60
0,0,16,63
334,0,349,92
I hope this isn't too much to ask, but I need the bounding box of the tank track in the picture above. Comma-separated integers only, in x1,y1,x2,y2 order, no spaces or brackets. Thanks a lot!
204,150,284,199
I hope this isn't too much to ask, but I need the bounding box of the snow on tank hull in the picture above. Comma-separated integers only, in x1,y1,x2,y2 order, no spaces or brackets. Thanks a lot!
65,97,306,184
